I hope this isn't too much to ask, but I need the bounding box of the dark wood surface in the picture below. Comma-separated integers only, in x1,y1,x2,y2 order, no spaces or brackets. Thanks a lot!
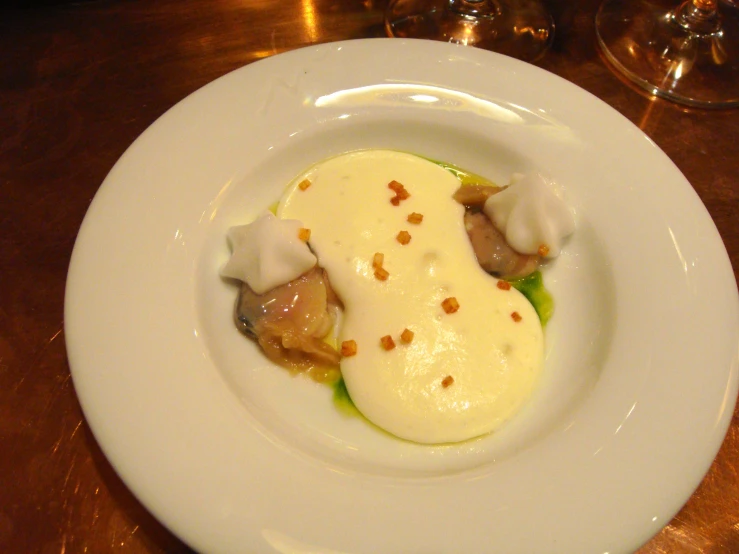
1,1,737,552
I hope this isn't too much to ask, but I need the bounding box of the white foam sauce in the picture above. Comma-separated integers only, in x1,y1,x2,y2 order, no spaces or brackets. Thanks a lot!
484,172,575,258
221,211,316,294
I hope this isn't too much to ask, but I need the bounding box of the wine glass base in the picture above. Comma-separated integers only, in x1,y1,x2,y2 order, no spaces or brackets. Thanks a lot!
385,0,554,62
596,0,739,108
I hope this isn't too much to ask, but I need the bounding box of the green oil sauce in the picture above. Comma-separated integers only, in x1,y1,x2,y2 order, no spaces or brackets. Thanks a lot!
332,377,360,416
332,378,402,440
507,271,554,327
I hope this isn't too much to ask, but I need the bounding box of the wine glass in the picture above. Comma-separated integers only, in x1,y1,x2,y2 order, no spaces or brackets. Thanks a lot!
385,0,554,63
596,0,739,108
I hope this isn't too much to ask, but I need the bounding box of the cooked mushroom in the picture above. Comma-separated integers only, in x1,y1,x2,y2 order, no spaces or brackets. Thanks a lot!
235,267,342,379
453,184,539,279
462,211,539,279
452,183,502,208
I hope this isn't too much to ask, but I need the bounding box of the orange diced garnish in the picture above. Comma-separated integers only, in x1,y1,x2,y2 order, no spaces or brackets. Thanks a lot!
441,375,455,388
441,297,460,314
496,280,511,291
380,335,396,350
400,328,414,344
388,180,405,193
298,179,311,191
396,230,411,245
372,252,384,269
511,311,522,322
388,180,410,204
341,340,357,357
538,244,550,257
374,267,389,281
407,212,423,224
298,228,311,242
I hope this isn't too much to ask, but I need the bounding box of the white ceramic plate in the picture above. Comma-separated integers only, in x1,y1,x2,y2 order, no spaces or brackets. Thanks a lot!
65,39,739,554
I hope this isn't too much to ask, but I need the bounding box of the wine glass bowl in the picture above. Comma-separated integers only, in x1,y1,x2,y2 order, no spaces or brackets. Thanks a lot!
385,0,554,62
595,0,739,108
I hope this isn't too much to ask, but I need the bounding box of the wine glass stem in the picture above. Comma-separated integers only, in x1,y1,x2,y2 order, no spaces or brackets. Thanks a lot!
447,0,501,17
673,0,721,34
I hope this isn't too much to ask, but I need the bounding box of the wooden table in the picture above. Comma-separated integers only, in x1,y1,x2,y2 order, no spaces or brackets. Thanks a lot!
1,0,737,552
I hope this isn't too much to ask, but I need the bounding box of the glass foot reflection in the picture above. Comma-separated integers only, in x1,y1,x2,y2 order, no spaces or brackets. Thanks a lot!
385,0,554,63
596,0,739,108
